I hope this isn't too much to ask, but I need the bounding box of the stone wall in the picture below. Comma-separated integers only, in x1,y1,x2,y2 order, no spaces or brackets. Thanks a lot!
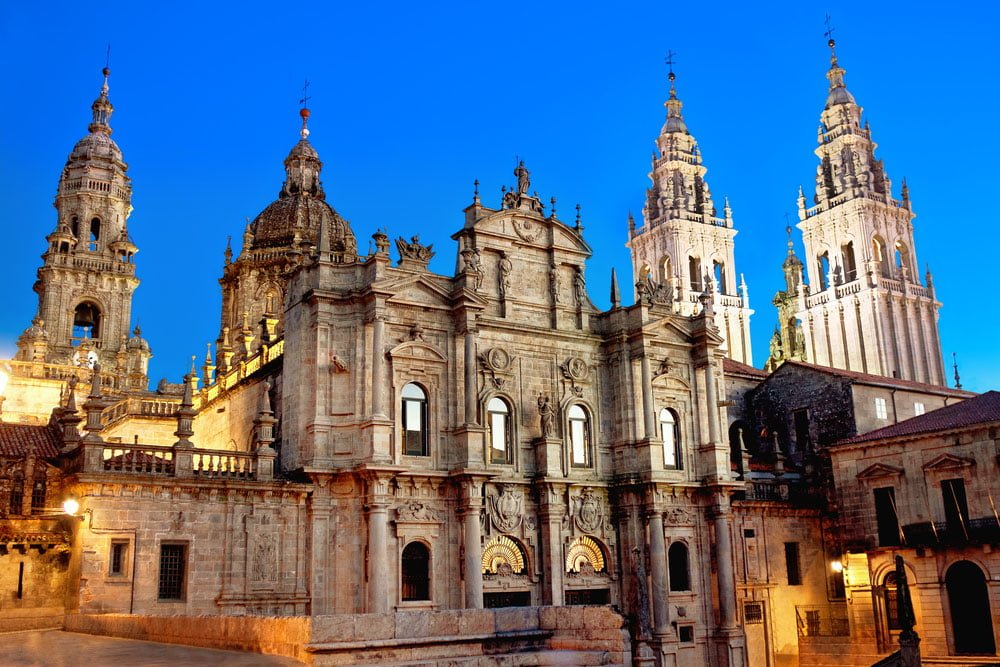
64,606,629,666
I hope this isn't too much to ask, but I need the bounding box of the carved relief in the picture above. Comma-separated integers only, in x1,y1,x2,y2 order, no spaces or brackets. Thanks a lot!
480,346,514,390
664,506,695,526
512,217,543,242
488,485,524,533
396,501,443,522
395,235,434,262
252,534,278,583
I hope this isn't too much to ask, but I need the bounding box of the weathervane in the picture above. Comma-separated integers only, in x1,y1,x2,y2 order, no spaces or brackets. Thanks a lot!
299,79,311,110
105,43,112,70
664,49,677,82
824,14,836,46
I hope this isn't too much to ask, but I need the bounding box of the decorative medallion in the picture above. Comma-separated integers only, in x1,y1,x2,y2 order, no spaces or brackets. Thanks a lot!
565,536,606,574
560,356,590,382
488,485,524,533
512,217,543,242
573,487,604,534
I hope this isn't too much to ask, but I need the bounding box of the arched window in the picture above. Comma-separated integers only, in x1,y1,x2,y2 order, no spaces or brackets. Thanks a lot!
72,302,101,343
712,260,727,294
688,256,702,291
841,241,857,282
660,256,672,284
8,473,24,515
401,542,430,601
883,571,901,631
70,216,80,239
660,409,681,469
401,383,428,456
668,542,690,591
487,397,513,465
567,404,592,468
816,252,831,291
89,217,101,252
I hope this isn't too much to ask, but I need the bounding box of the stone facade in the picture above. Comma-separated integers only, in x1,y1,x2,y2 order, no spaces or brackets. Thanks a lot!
0,39,989,667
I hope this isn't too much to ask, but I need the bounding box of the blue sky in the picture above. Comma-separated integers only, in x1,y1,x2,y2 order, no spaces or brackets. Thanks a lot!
1,1,997,391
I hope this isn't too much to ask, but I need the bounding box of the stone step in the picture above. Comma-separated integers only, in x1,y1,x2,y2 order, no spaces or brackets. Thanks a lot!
377,651,622,667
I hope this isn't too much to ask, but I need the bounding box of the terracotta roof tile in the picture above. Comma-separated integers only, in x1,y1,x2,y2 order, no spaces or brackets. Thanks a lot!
723,358,767,378
777,360,974,398
0,423,62,458
837,390,1000,445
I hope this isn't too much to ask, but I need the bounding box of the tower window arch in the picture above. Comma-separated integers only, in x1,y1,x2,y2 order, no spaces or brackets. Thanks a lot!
89,217,101,252
688,256,703,291
894,242,911,277
872,236,890,278
659,256,673,285
882,571,901,631
841,241,857,282
487,397,513,465
816,252,831,290
72,302,101,343
712,260,727,294
401,383,429,456
401,541,431,601
660,408,681,469
71,216,80,239
567,404,592,468
668,542,691,591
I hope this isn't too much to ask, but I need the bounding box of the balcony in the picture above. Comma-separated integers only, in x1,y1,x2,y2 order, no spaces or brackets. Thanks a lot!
796,603,850,638
901,518,1000,548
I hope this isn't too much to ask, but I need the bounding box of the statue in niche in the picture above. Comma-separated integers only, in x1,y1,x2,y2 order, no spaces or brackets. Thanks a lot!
549,265,560,304
537,394,555,437
573,267,587,307
498,251,513,298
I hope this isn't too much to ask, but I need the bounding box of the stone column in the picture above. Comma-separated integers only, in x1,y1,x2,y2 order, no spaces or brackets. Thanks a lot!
640,354,656,440
464,326,478,426
647,510,671,637
713,501,737,630
704,361,720,445
538,484,566,606
371,314,387,419
366,472,394,613
462,491,484,608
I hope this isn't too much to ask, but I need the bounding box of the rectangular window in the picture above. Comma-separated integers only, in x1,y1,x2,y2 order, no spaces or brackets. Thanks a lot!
490,412,507,462
158,543,187,600
784,542,802,585
571,419,587,465
874,487,901,547
744,602,764,625
914,402,925,416
942,478,970,533
110,541,129,576
793,409,811,452
9,479,24,515
30,475,46,513
874,397,888,420
678,625,695,643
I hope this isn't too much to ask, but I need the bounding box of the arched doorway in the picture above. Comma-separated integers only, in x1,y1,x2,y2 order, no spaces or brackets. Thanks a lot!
946,561,996,655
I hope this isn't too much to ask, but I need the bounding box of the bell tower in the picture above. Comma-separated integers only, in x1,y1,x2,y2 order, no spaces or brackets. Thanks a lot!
626,66,753,364
16,66,145,377
790,38,945,384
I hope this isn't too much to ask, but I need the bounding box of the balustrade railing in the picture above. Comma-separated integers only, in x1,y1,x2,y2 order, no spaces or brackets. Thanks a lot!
193,452,256,479
101,444,175,475
796,604,849,638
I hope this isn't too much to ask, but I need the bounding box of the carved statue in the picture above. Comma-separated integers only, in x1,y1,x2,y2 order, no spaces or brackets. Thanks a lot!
573,267,587,307
498,252,513,298
395,235,434,262
461,248,484,290
537,394,555,437
514,160,530,194
549,265,560,304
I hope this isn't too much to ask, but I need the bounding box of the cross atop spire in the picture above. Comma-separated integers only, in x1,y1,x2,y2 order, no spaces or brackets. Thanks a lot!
299,79,311,110
664,50,677,83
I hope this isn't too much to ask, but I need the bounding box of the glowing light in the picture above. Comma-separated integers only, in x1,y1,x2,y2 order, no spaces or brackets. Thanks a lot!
831,560,844,573
62,497,80,516
0,369,8,396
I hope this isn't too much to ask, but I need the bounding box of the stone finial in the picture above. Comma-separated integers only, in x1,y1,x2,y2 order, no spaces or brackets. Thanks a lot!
173,373,196,447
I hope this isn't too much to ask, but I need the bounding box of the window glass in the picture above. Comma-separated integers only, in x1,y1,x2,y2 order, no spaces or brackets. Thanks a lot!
488,397,511,464
402,383,428,456
568,405,590,467
660,409,679,468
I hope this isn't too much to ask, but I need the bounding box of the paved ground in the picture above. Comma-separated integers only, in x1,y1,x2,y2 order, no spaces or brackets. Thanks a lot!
0,630,305,666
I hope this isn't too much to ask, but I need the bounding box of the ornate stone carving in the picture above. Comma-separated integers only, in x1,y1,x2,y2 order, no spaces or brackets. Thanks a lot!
560,356,589,383
480,347,514,390
396,501,442,522
252,534,278,583
512,217,543,242
498,251,512,297
573,487,604,534
329,352,348,373
488,485,523,533
461,248,484,290
395,235,434,262
664,506,695,526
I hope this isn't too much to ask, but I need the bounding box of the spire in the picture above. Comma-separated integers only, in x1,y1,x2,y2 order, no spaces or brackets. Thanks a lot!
661,61,688,135
610,268,621,309
782,221,803,293
953,353,962,390
89,66,114,135
823,18,855,109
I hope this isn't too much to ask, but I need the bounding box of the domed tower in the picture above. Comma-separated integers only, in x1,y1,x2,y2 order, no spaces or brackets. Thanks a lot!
791,38,944,384
216,108,357,369
16,67,141,373
626,67,753,364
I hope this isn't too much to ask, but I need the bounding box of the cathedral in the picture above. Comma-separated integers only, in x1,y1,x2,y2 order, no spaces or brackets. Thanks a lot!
0,35,994,667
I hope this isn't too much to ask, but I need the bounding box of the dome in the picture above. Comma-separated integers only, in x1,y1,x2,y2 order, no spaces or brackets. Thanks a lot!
287,138,319,160
126,326,150,352
70,131,124,163
825,86,856,108
251,195,356,253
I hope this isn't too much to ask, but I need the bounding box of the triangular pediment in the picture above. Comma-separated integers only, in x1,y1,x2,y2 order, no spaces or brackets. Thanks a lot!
922,453,975,471
384,273,454,307
856,462,904,480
